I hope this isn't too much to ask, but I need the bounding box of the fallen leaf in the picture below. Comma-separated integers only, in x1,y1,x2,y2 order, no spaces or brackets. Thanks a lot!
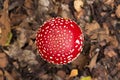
85,21,100,39
104,0,114,5
39,74,49,80
0,53,8,68
80,76,92,80
109,36,118,47
57,70,66,79
75,9,85,19
10,13,27,26
24,0,34,16
104,46,117,57
72,54,89,70
74,0,84,13
54,75,63,80
69,69,78,77
5,32,13,46
117,62,120,70
16,27,27,48
0,0,11,46
115,5,120,18
5,70,15,80
87,52,99,71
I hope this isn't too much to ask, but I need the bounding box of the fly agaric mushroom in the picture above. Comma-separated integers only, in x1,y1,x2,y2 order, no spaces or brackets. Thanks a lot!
36,17,84,64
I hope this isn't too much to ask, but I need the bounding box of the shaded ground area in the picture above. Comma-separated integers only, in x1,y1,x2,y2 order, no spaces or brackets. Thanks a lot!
0,0,120,80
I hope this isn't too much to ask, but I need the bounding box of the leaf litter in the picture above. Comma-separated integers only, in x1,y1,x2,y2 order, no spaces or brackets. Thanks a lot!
0,0,120,80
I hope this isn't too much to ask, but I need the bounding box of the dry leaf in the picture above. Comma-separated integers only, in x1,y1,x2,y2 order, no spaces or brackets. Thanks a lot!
24,0,34,16
39,74,49,80
102,23,109,35
74,0,84,13
0,53,8,68
87,52,99,71
57,70,66,79
72,54,89,70
69,69,78,77
115,5,120,18
104,46,117,57
0,0,11,46
117,62,120,70
16,28,27,48
85,21,100,34
75,9,85,19
5,70,15,80
109,36,118,47
10,13,27,26
104,0,114,5
104,0,114,7
85,21,100,39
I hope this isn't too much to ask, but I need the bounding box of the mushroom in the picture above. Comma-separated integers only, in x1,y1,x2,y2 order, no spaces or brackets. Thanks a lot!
36,17,84,64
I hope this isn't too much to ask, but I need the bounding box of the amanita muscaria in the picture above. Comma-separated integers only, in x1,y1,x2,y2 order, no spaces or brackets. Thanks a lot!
36,17,84,64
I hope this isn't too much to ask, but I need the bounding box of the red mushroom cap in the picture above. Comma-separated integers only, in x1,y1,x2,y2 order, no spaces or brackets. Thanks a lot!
36,17,84,64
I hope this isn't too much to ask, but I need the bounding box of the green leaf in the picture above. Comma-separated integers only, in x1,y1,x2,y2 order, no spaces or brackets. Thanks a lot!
80,76,92,80
5,32,12,46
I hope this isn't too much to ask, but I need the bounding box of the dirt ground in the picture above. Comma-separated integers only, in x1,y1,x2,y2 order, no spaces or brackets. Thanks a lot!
0,0,120,80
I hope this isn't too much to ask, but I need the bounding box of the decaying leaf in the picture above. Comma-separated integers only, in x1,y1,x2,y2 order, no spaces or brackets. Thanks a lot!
69,69,78,77
104,0,114,5
4,70,14,80
75,9,85,19
117,62,120,70
85,21,100,39
10,13,27,26
72,54,89,70
109,36,119,47
87,52,99,71
16,28,27,48
24,0,34,16
115,5,120,18
104,46,117,57
0,0,11,46
57,70,66,79
0,53,8,68
58,4,72,18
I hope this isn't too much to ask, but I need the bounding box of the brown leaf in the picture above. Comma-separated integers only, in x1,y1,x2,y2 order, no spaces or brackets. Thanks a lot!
0,0,11,46
87,52,99,71
16,27,27,48
24,0,34,16
75,9,85,19
57,70,66,79
98,23,118,47
85,21,100,39
115,5,120,18
104,0,114,5
72,54,89,70
104,46,117,57
5,70,15,80
0,53,8,68
10,13,27,26
109,36,119,47
117,62,120,70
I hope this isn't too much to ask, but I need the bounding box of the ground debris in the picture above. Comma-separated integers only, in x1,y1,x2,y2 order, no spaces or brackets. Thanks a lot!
0,0,120,80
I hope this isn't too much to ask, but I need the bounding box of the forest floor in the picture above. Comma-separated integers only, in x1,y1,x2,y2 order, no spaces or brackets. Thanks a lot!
0,0,120,80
